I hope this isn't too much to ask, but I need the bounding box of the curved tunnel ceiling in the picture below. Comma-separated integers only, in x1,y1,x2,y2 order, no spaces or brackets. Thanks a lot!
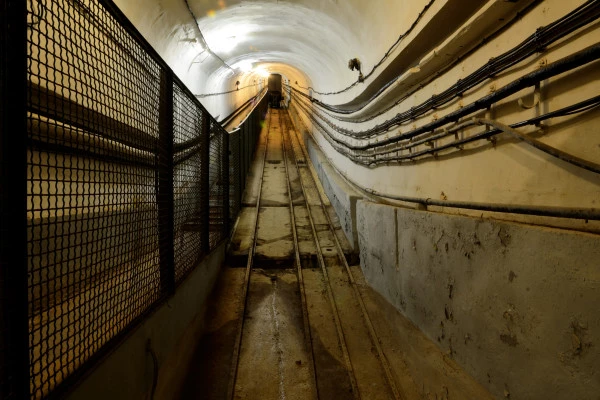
114,0,478,107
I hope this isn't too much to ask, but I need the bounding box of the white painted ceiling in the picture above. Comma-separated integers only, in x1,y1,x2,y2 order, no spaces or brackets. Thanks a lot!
113,0,433,99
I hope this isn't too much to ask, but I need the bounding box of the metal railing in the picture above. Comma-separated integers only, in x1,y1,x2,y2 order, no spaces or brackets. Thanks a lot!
0,0,266,398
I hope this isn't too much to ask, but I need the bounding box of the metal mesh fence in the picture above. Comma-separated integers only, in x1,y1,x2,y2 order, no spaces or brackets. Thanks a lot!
209,122,228,250
1,0,29,397
0,0,265,398
229,130,242,223
173,82,205,282
26,0,163,397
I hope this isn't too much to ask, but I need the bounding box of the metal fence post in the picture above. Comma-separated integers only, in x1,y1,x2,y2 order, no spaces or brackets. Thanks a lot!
158,69,175,295
0,0,30,398
222,132,230,235
241,124,247,192
238,131,243,208
201,113,210,254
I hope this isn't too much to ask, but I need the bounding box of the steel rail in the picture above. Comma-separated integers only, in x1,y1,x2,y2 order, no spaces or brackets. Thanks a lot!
283,111,405,400
280,113,361,399
227,109,272,400
279,110,319,400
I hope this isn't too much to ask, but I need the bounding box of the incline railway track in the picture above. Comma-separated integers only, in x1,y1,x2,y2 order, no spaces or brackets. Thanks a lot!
179,107,494,400
225,108,402,400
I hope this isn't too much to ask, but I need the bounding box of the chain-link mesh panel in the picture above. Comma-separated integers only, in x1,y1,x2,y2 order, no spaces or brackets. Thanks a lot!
26,0,163,397
19,0,264,397
229,130,241,226
1,0,27,396
209,122,227,250
173,82,205,282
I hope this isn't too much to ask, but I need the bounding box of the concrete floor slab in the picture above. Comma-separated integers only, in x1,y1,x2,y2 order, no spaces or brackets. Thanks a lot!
324,258,394,400
235,269,316,400
182,110,494,400
260,165,289,206
178,267,246,400
350,265,493,400
302,268,355,399
255,206,294,265
229,207,257,258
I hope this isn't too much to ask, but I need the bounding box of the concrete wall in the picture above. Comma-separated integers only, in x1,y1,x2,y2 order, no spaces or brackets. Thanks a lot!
66,243,226,400
356,201,600,400
303,134,361,250
288,0,600,223
295,111,600,398
111,0,599,216
113,0,469,121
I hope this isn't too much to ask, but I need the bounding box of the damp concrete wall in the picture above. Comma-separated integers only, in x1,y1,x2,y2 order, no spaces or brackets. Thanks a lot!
65,243,226,400
356,201,600,400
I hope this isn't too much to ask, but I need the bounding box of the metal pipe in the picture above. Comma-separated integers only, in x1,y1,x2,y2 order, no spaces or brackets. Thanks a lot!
296,43,600,151
290,103,600,221
365,189,600,220
477,118,600,174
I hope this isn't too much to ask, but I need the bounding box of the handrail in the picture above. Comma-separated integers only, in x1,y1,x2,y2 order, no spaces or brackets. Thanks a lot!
221,88,268,130
229,89,269,133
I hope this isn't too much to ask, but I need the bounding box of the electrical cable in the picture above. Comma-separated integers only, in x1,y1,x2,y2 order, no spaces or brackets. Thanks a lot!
290,42,600,149
195,83,260,98
302,0,600,119
288,104,600,221
477,118,600,174
297,0,437,96
292,90,600,169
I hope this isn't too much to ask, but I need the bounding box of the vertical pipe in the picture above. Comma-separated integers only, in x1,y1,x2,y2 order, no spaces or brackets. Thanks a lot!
0,0,30,397
201,113,210,254
158,70,175,295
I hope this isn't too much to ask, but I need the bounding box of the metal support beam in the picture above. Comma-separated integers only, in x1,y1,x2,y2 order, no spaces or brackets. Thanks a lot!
0,0,30,398
158,69,175,295
222,132,230,236
201,114,211,254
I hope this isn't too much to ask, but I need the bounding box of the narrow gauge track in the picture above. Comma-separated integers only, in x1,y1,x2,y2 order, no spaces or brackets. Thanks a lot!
226,108,273,400
281,110,403,400
226,108,403,400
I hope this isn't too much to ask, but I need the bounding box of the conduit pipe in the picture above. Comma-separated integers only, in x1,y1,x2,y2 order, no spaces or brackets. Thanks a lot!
304,0,600,117
296,42,600,151
477,118,600,174
290,109,600,221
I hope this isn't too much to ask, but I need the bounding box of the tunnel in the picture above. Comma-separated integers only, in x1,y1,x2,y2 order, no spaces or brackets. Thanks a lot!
1,0,599,399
